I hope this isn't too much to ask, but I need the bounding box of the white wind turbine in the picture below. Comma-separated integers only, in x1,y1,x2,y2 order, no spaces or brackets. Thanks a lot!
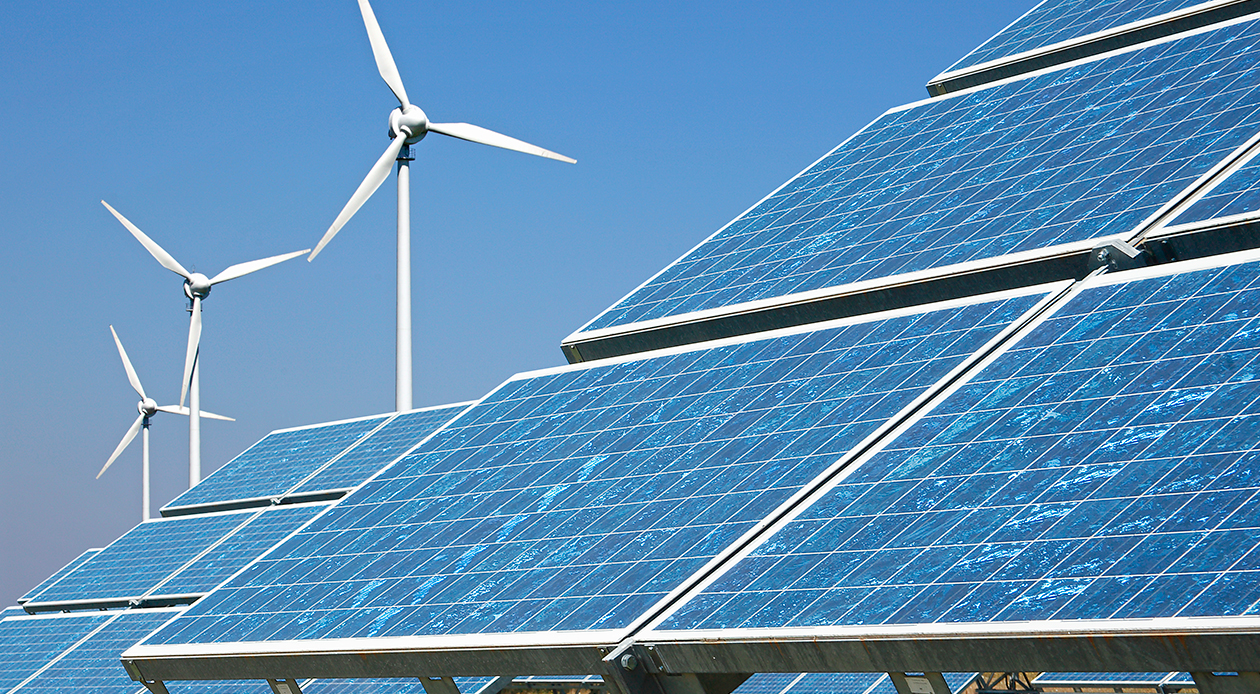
98,326,234,521
309,0,575,412
102,200,309,486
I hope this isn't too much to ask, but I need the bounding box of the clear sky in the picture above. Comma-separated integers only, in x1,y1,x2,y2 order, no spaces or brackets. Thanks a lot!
0,0,1030,605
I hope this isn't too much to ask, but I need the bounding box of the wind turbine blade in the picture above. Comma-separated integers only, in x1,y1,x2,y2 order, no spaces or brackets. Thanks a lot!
358,0,410,108
109,325,146,400
427,122,576,164
98,414,144,478
180,296,202,407
309,135,407,260
209,249,310,285
101,201,192,279
156,405,235,422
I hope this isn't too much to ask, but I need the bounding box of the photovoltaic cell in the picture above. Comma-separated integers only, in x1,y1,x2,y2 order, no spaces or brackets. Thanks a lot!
1169,150,1260,226
734,674,803,694
580,17,1260,334
151,505,326,596
290,404,473,495
164,415,390,510
165,682,273,694
944,0,1215,74
13,610,176,694
0,613,110,693
733,673,975,694
25,512,254,605
18,548,101,603
659,254,1260,632
140,289,1048,646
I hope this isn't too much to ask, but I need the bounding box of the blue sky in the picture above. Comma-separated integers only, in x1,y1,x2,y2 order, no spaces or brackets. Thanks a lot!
0,0,1028,605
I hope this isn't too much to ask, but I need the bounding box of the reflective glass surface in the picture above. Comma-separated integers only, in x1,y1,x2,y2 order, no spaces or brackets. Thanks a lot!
1171,151,1260,226
947,0,1213,73
15,610,175,694
25,513,253,604
152,505,326,596
291,404,472,495
1033,673,1175,684
143,291,1045,645
0,613,110,693
583,18,1260,333
166,416,390,510
19,549,101,603
662,258,1260,631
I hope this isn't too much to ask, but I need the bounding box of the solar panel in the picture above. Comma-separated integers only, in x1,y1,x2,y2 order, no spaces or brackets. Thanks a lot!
1167,147,1260,228
148,505,327,597
1033,672,1175,684
129,286,1053,651
941,0,1226,76
0,612,112,693
289,403,474,496
651,250,1260,632
18,548,101,603
11,609,177,694
574,16,1260,339
23,511,255,606
163,414,391,512
301,679,494,694
733,672,976,694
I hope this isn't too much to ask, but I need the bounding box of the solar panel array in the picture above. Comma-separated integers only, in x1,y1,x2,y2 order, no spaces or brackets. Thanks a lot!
576,16,1260,336
142,289,1049,645
942,0,1219,74
18,549,101,603
17,0,1260,689
653,256,1260,631
1033,671,1191,685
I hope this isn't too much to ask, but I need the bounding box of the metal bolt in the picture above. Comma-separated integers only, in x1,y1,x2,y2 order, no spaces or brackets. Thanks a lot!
620,653,638,671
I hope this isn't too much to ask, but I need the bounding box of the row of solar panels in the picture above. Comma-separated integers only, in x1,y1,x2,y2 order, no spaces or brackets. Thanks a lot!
119,246,1260,674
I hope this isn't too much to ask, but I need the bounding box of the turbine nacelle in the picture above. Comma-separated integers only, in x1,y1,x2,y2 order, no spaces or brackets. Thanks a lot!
138,397,158,418
390,104,429,144
183,273,212,301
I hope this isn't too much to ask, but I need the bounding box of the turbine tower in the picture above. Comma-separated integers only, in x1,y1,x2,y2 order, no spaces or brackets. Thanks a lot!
309,0,575,412
99,326,233,520
102,201,309,486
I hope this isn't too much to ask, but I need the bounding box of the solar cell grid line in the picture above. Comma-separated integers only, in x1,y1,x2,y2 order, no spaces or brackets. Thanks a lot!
571,14,1260,339
163,413,393,513
23,510,257,607
288,402,475,497
645,246,1260,638
11,609,179,694
17,548,102,603
0,612,114,694
1165,140,1260,229
125,283,1058,665
145,504,329,598
937,0,1239,79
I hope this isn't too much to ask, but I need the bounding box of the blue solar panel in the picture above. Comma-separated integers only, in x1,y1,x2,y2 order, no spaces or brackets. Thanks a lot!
657,253,1260,631
24,512,254,605
1169,149,1260,227
290,403,473,495
137,288,1050,646
150,505,327,596
18,548,101,603
734,674,804,694
164,682,273,694
15,610,176,694
787,674,883,694
0,613,111,693
579,17,1260,335
165,415,391,510
944,0,1218,74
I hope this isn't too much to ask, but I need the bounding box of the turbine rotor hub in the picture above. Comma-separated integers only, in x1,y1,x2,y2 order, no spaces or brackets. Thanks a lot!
184,273,212,300
138,398,158,417
390,104,428,145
